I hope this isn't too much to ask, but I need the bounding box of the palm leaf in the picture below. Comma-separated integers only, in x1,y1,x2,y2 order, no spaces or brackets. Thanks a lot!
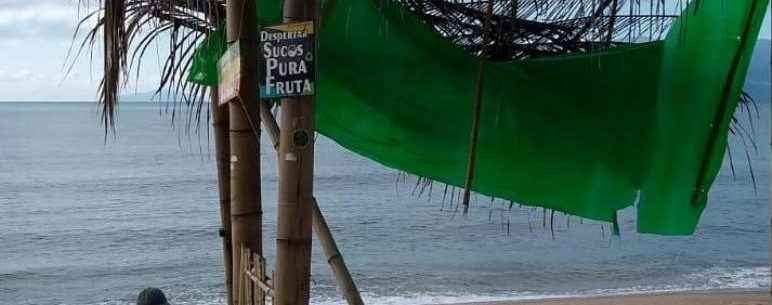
69,0,222,133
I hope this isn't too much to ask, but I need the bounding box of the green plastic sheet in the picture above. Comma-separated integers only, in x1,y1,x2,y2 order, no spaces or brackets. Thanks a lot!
188,0,769,235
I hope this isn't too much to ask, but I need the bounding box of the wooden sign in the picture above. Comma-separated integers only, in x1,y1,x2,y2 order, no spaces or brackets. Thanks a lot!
260,21,315,98
218,43,241,105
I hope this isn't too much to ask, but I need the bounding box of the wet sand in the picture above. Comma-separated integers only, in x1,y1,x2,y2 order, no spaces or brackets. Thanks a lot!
441,290,770,305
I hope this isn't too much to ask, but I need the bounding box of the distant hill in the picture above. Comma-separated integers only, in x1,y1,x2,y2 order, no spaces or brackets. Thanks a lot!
744,39,771,103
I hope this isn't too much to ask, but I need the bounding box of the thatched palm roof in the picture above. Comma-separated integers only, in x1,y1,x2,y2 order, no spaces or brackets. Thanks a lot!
73,0,691,127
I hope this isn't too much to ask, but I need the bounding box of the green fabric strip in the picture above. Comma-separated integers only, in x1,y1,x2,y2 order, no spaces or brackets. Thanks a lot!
638,0,769,235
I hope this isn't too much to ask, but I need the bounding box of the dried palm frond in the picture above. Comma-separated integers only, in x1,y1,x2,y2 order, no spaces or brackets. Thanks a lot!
402,0,690,60
71,0,698,131
102,0,127,130
69,0,223,132
72,0,756,140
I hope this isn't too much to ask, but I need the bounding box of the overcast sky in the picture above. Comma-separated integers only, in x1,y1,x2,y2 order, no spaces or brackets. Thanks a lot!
0,0,164,101
0,1,770,101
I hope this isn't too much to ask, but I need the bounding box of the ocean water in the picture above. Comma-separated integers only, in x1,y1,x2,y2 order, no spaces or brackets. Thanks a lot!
0,100,769,305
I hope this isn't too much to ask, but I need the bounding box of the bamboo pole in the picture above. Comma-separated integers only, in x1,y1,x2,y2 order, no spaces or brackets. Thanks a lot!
261,107,365,305
462,1,493,214
606,0,619,44
275,1,316,304
255,254,267,304
239,246,245,305
225,0,262,304
260,102,281,151
212,88,234,305
312,199,365,305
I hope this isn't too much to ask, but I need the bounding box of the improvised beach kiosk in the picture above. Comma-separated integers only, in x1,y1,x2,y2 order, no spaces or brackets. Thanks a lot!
83,0,769,304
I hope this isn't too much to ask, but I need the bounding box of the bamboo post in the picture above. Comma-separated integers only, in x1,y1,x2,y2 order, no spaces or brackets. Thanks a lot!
275,0,317,304
212,88,234,305
225,0,262,304
312,199,365,305
260,108,366,305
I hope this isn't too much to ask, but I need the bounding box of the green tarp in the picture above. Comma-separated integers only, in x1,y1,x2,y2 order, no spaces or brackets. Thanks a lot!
188,0,769,235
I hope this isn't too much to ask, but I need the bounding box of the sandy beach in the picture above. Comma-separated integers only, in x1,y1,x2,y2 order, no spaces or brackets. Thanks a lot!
443,290,771,305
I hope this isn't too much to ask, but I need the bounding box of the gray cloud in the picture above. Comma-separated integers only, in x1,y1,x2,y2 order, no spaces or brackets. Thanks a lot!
0,68,44,83
0,1,80,41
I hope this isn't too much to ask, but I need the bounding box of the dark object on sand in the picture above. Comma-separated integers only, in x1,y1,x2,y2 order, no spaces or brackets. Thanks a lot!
136,288,169,305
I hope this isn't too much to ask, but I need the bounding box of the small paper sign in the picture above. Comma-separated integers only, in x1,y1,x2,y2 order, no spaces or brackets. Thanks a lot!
260,21,315,98
218,43,241,105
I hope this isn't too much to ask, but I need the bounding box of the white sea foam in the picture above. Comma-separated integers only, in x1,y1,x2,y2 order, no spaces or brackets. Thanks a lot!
89,267,769,305
311,292,579,305
683,266,770,289
307,267,770,305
